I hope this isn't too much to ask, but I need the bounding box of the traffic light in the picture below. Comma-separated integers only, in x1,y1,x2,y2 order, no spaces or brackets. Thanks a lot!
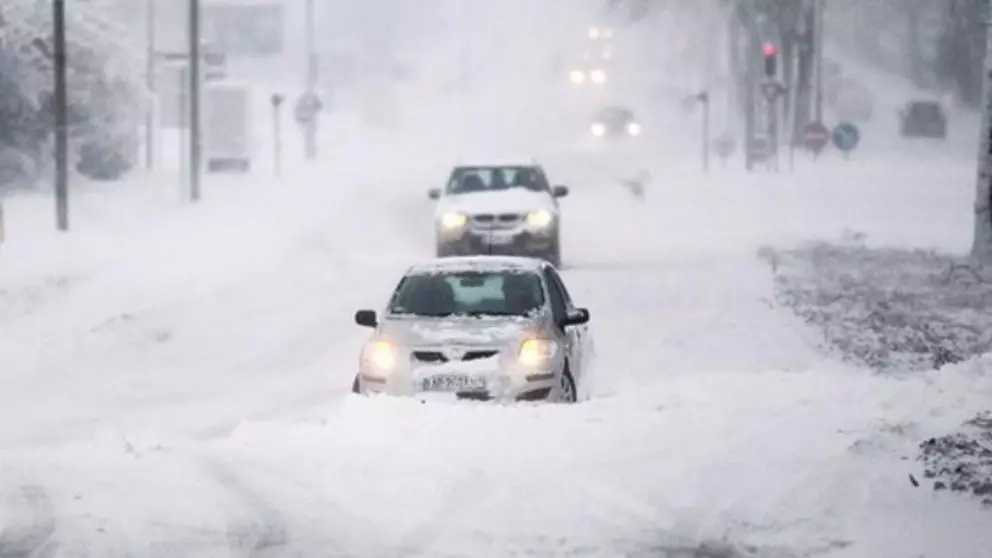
763,43,779,77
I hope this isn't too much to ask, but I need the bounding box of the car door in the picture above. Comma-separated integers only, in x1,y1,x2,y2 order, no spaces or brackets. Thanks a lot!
543,267,585,378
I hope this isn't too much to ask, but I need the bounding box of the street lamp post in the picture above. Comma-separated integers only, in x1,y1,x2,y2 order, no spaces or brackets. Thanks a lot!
53,0,69,231
145,0,156,170
189,0,202,201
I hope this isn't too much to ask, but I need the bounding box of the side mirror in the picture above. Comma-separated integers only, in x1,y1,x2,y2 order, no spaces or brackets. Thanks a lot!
355,309,378,328
552,185,569,198
563,308,590,326
428,188,441,200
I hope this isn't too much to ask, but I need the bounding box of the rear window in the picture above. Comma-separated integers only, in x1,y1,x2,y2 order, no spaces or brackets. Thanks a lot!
909,103,943,121
388,270,545,318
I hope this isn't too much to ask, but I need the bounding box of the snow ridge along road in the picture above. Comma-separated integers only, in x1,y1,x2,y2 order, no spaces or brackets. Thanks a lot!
1,135,990,555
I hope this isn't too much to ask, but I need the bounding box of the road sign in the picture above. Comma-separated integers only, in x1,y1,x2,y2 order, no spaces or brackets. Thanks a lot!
803,121,830,153
714,135,735,159
832,122,861,152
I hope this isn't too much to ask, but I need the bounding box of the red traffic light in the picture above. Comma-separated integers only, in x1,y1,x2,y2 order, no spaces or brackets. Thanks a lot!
763,44,779,57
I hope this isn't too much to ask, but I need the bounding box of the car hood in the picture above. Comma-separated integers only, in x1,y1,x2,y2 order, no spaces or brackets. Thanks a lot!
436,189,556,217
378,314,547,348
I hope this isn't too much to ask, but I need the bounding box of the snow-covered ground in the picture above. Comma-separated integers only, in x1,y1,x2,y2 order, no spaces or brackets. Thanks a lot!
2,114,990,556
2,2,991,555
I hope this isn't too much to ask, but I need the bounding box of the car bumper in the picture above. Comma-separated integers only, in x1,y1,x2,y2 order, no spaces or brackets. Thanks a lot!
437,229,557,257
357,367,561,403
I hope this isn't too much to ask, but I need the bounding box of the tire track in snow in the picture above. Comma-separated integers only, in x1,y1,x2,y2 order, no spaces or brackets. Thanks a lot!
0,485,58,558
199,461,290,558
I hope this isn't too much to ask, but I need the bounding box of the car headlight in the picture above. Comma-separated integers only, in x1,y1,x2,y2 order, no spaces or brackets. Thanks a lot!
526,210,554,229
518,338,558,367
591,122,606,136
588,27,601,40
627,122,642,136
364,340,397,372
569,70,586,84
590,69,606,84
439,212,468,230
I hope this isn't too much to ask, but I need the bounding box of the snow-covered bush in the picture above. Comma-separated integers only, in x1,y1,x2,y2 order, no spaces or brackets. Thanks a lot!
0,0,143,189
919,412,992,506
761,238,992,372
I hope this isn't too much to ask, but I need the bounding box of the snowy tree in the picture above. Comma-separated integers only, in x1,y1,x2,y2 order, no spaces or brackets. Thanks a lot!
0,0,143,187
974,23,992,263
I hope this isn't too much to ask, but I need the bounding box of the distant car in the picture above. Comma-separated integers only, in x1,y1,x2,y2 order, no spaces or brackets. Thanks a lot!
900,100,947,139
569,65,608,86
590,106,642,138
428,161,568,267
352,256,593,403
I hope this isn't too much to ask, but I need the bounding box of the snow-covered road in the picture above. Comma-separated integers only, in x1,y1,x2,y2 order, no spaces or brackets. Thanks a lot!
1,125,991,557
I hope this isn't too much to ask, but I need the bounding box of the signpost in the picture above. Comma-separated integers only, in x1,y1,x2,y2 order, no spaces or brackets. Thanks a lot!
803,121,830,156
295,91,323,160
832,121,860,158
271,93,284,176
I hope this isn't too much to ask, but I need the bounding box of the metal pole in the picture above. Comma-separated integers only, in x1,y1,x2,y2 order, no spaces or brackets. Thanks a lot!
273,96,283,177
702,93,711,173
145,0,156,170
53,0,69,231
814,0,824,123
189,0,202,202
179,67,188,200
304,0,317,161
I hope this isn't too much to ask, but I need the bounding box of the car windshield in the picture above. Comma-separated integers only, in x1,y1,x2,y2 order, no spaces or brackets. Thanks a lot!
388,270,545,318
909,103,942,121
446,166,546,195
596,107,634,123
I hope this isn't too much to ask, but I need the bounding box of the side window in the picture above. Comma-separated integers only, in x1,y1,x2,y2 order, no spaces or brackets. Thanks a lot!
542,268,567,323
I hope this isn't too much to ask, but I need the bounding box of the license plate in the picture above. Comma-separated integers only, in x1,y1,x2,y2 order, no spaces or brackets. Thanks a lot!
482,232,515,246
422,375,486,392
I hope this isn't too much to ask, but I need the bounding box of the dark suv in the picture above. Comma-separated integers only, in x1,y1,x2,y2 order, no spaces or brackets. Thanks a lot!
900,101,947,139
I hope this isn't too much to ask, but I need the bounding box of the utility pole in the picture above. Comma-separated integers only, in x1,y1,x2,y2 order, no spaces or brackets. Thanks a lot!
189,0,202,201
145,0,156,170
813,0,824,123
304,0,317,161
53,0,69,231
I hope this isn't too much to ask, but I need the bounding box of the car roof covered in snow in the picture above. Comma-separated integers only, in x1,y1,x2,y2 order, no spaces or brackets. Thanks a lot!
406,256,546,275
453,157,542,169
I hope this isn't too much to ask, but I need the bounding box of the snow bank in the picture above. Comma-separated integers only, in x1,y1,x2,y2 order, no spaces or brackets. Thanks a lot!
762,237,992,371
762,237,992,508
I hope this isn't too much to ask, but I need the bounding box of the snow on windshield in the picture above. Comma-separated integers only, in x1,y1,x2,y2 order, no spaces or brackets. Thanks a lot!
388,270,545,318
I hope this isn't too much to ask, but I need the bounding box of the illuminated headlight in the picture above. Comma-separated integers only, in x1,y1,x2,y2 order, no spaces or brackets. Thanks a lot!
518,338,558,367
626,122,642,136
591,122,606,137
439,212,468,230
569,70,586,84
588,27,601,40
526,210,554,229
363,340,397,373
589,69,606,84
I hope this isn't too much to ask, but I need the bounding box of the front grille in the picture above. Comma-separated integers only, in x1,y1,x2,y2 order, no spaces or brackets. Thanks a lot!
497,213,522,224
463,350,498,361
413,351,447,363
412,349,499,364
472,214,495,224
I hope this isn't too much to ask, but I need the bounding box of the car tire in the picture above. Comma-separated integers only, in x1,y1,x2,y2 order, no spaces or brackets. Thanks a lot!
557,367,577,404
352,375,361,394
543,240,562,269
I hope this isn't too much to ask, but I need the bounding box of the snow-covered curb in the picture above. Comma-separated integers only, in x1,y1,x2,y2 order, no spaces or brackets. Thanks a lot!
761,237,992,506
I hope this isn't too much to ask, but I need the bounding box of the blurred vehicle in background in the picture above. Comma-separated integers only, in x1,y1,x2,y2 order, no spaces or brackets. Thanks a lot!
569,64,608,86
900,100,948,139
428,161,569,267
590,106,641,139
